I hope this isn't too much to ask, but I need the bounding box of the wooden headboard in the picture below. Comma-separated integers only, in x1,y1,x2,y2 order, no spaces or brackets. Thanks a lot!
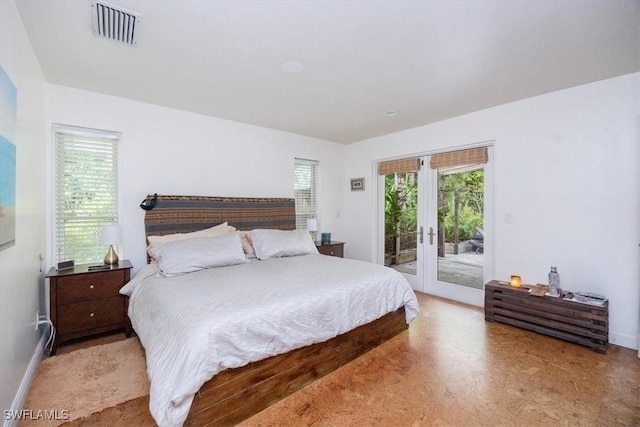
142,195,297,237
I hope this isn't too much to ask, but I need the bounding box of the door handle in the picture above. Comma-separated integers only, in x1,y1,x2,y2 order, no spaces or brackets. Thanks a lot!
428,227,435,245
419,226,423,244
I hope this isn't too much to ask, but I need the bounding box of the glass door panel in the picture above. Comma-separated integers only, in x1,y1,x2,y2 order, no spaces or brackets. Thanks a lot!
425,146,493,307
436,166,485,289
383,170,421,287
384,171,418,274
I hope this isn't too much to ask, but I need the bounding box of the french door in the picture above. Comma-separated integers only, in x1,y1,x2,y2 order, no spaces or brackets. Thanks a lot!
378,161,423,290
379,146,493,307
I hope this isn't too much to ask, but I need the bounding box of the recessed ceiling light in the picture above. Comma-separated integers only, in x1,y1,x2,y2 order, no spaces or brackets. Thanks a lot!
281,60,304,73
384,110,399,117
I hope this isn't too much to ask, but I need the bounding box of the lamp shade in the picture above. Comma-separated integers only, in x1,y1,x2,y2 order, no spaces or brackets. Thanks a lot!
101,225,121,245
306,218,318,232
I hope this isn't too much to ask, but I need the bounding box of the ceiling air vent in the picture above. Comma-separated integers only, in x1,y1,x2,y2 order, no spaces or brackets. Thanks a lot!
91,1,140,45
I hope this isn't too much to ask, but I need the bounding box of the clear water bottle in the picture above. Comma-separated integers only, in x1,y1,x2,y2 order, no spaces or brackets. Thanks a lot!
548,266,560,296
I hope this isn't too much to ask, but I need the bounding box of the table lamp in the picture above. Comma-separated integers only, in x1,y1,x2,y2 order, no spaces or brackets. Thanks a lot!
306,218,318,241
101,225,121,265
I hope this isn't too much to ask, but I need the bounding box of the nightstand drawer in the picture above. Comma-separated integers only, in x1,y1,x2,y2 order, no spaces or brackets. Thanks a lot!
57,270,127,306
316,242,344,258
57,297,124,334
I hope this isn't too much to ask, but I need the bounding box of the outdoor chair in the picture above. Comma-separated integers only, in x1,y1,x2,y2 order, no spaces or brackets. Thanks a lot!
470,227,484,253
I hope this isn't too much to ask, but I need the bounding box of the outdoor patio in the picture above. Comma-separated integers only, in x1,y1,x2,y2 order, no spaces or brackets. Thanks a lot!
392,251,484,289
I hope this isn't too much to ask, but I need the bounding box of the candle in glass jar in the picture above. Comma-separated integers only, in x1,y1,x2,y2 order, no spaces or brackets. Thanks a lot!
510,275,522,288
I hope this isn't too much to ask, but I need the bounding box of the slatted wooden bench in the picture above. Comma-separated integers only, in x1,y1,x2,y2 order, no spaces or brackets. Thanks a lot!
484,280,608,353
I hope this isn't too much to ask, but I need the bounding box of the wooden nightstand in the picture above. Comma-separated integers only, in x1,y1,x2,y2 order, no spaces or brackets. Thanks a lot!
316,241,345,258
46,260,133,355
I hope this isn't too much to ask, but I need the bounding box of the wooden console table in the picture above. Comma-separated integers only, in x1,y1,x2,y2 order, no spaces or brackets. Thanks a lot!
485,280,608,353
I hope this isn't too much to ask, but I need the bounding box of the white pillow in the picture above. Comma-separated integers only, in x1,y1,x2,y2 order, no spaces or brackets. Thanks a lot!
148,232,246,276
147,222,235,249
250,229,318,260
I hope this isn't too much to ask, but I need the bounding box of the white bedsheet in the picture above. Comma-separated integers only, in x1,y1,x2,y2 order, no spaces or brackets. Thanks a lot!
120,254,419,427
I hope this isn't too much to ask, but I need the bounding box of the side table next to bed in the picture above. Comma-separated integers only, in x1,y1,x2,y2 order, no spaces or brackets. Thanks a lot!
46,260,133,355
484,280,608,353
315,241,345,258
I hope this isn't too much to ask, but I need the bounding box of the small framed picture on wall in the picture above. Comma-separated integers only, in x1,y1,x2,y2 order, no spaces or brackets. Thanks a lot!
350,178,365,191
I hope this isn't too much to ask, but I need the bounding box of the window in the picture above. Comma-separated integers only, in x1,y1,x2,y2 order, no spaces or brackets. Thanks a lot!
54,125,120,264
294,158,318,230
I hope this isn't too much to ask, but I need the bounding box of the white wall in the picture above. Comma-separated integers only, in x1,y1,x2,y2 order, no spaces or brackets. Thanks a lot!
345,73,640,350
0,0,47,418
44,85,346,273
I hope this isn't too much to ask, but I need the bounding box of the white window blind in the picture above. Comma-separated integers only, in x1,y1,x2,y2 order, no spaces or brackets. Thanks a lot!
294,159,318,230
54,125,120,264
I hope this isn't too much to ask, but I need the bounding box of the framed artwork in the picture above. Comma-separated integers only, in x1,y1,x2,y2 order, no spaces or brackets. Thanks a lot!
350,177,365,191
0,66,17,251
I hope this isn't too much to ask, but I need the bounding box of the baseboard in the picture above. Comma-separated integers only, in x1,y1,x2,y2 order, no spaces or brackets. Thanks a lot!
609,330,638,352
3,325,49,427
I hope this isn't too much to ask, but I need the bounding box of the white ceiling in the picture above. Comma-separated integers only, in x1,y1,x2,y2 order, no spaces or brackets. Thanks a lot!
15,0,640,144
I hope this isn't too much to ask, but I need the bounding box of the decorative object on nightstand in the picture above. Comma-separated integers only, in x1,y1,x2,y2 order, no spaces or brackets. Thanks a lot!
306,218,318,241
57,260,74,271
548,266,560,296
509,275,522,288
321,232,331,244
101,224,121,265
46,260,133,355
315,241,345,258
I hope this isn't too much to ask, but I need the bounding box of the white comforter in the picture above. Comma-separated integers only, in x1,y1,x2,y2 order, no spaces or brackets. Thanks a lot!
120,254,419,427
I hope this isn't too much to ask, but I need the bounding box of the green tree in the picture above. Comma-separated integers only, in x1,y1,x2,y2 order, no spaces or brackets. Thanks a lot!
440,169,484,241
385,172,417,256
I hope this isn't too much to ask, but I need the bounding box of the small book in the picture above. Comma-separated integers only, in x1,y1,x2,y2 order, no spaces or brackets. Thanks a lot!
528,284,548,297
575,291,606,300
88,264,111,271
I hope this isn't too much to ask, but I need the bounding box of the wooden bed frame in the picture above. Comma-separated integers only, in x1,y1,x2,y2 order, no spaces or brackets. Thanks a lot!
137,194,409,426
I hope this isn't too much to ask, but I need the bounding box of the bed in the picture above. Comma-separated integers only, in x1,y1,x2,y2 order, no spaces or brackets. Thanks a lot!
122,195,419,427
